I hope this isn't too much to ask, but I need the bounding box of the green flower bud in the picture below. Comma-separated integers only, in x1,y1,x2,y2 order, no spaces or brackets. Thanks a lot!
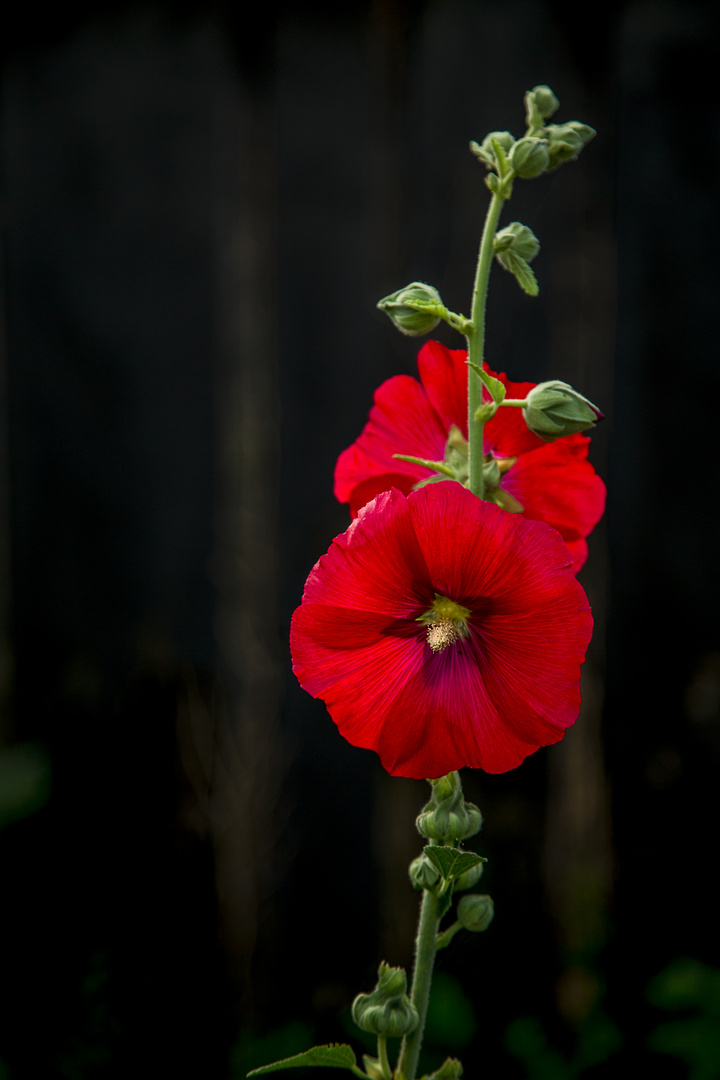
427,1058,464,1080
351,962,419,1038
544,123,588,169
530,85,560,120
523,380,604,442
494,222,540,262
565,121,596,147
509,137,550,179
416,772,482,843
453,860,485,892
471,131,516,169
409,852,441,891
377,282,444,337
457,894,494,933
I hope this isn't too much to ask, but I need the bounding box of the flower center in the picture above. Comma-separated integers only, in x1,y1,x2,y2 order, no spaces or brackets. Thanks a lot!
425,618,461,653
418,595,472,654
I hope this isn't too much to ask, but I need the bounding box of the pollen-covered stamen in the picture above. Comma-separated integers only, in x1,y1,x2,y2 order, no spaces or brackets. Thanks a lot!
426,618,461,653
418,594,472,653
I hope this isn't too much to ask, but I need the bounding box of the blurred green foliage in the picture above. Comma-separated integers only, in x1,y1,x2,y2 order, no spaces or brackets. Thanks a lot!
0,742,51,829
647,958,720,1079
232,1022,315,1079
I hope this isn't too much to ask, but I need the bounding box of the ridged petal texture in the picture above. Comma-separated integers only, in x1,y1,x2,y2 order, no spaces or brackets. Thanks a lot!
291,484,593,779
333,341,605,573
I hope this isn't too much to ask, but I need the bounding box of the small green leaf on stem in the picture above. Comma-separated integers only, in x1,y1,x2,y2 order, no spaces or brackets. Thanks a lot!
423,846,486,883
466,362,506,404
247,1044,360,1077
495,249,539,296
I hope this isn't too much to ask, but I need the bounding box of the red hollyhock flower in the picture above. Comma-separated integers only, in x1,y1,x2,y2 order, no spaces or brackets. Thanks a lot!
291,482,593,779
334,340,605,573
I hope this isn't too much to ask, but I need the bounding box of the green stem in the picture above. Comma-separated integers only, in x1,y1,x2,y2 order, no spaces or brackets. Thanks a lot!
466,189,506,498
395,889,440,1080
498,398,527,407
435,919,462,951
377,1036,392,1080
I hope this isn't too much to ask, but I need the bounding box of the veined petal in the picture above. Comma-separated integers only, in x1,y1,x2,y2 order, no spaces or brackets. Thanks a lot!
417,340,469,436
301,489,431,619
292,483,594,779
334,374,446,509
501,436,606,540
334,344,604,576
482,370,543,457
375,635,546,777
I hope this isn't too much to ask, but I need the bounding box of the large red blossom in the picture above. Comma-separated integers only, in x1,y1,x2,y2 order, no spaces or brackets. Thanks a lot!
291,483,593,779
334,340,605,573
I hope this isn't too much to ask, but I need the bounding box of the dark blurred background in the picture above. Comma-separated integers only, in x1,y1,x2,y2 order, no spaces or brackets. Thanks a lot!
1,1,719,1077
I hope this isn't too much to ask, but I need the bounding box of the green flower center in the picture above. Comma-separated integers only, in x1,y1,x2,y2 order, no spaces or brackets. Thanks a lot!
418,595,472,654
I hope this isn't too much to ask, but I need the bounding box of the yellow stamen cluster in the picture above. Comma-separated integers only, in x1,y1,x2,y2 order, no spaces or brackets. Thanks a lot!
425,618,462,653
419,595,472,654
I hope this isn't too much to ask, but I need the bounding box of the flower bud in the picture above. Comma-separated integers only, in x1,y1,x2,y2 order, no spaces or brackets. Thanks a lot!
352,962,419,1038
416,772,482,843
529,85,560,120
453,860,485,892
409,853,441,891
565,121,596,147
544,123,587,169
457,894,494,933
523,381,604,442
471,131,516,168
509,137,550,179
377,282,444,336
494,222,540,262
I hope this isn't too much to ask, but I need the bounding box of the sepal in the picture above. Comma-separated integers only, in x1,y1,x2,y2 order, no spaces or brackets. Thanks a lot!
362,1056,386,1080
424,1058,464,1080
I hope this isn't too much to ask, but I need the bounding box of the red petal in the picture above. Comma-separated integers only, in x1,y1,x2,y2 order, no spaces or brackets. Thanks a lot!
333,374,446,509
416,340,469,436
483,368,543,457
501,436,606,543
300,488,431,619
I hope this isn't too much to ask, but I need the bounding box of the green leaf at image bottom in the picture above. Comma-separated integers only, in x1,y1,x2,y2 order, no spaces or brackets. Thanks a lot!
247,1044,359,1077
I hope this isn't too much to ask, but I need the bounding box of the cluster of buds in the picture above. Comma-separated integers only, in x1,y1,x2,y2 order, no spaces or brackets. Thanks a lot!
470,85,595,181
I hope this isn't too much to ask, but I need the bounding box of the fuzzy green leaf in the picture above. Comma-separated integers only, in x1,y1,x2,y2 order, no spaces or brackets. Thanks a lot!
424,846,486,882
247,1045,359,1077
496,250,539,296
466,362,506,404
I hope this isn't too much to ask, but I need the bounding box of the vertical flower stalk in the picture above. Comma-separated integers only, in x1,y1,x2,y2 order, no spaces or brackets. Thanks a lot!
396,888,441,1080
466,189,506,500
